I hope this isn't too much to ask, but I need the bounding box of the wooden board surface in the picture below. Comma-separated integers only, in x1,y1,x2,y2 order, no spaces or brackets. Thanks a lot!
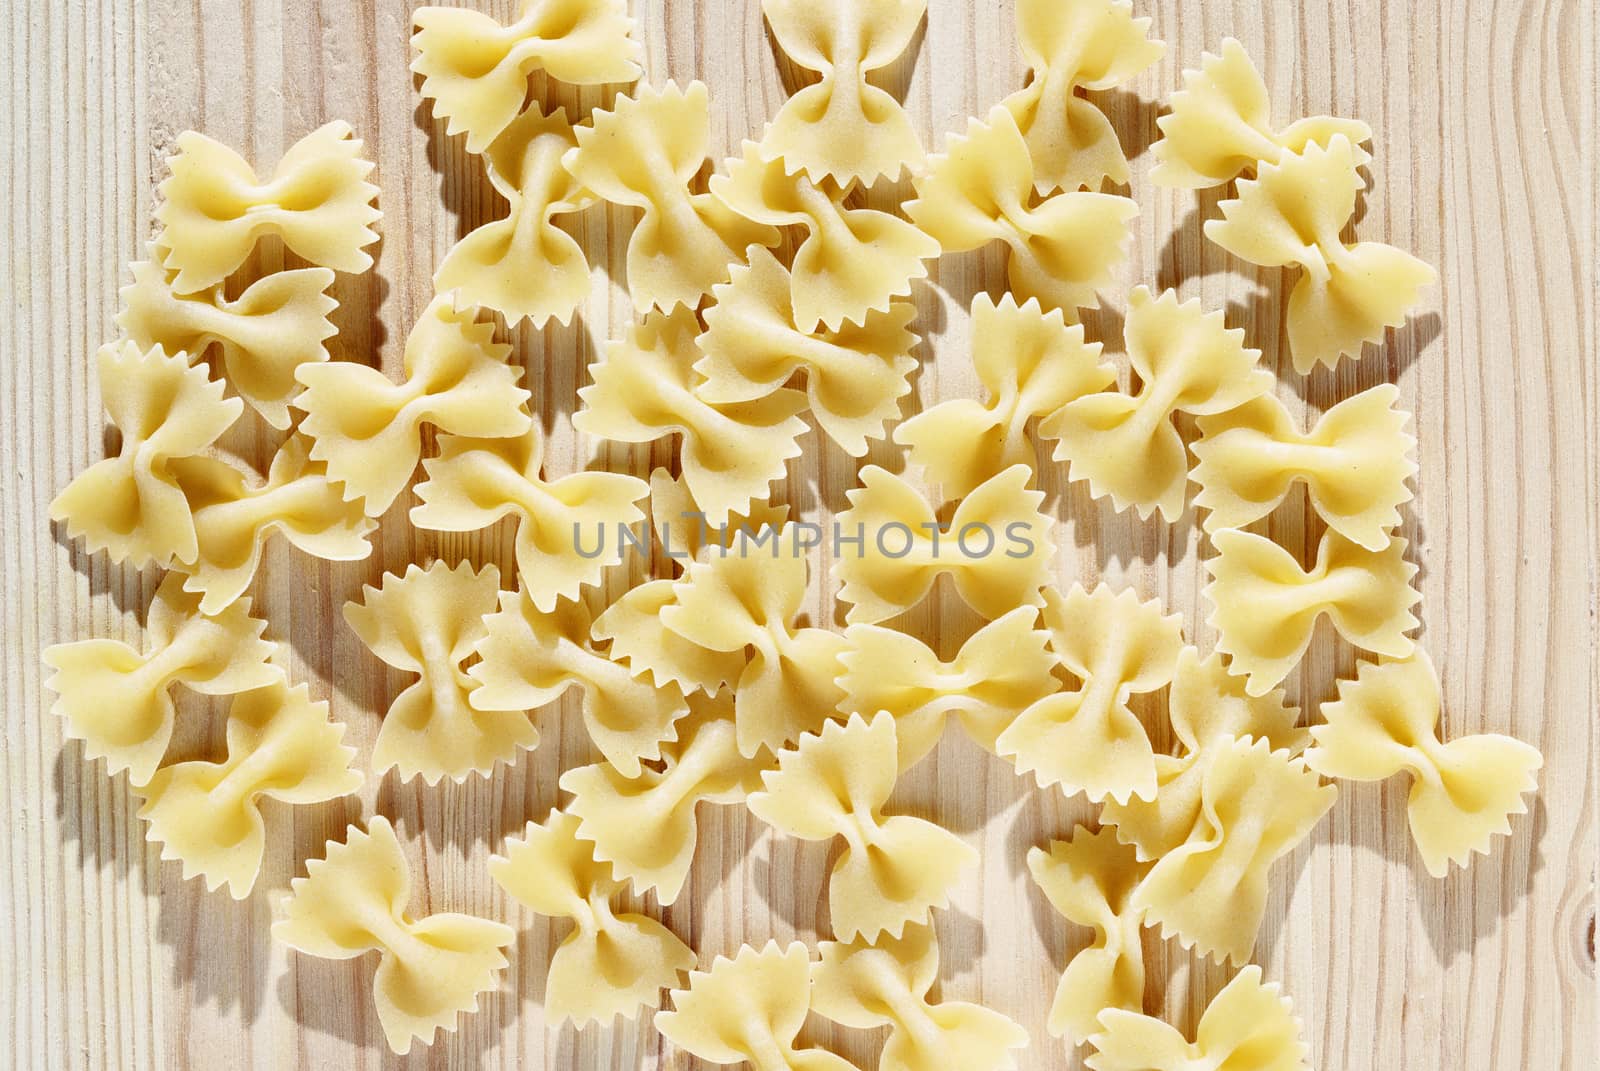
2,1,1596,1068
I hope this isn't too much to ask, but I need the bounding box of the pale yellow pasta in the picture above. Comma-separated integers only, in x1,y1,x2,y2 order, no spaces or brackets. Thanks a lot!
273,817,513,1055
1043,285,1272,521
490,810,695,1024
908,106,1137,317
758,0,927,184
1152,37,1372,189
1205,528,1419,697
156,121,381,294
1027,826,1149,1045
895,292,1113,497
1100,648,1304,860
118,249,336,429
411,424,648,612
696,246,919,457
467,587,689,777
573,309,808,523
412,0,642,153
294,294,533,517
1205,135,1437,373
432,105,594,326
135,681,360,899
1192,385,1417,551
746,713,978,941
1001,0,1165,192
996,584,1183,802
811,924,1029,1071
712,142,939,331
49,342,242,569
590,578,746,696
1131,737,1336,963
835,464,1056,625
1306,651,1542,877
564,82,779,313
43,573,281,787
644,466,791,570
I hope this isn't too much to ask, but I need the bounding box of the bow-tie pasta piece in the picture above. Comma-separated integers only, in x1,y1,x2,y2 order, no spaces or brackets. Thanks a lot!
169,436,376,614
118,250,337,429
412,424,648,613
433,105,594,326
908,106,1137,318
658,941,860,1071
836,465,1056,625
1192,385,1417,551
468,588,689,776
838,607,1060,769
1100,648,1304,860
274,817,513,1055
44,574,281,786
573,309,808,523
412,0,642,153
295,295,533,517
645,466,792,571
490,811,695,1024
1205,528,1420,696
1205,135,1437,373
696,247,919,457
591,580,746,698
135,681,361,898
1001,0,1165,193
565,82,779,313
49,342,242,569
561,694,768,905
996,584,1184,802
155,122,380,294
1041,286,1272,521
345,561,538,783
1132,738,1336,963
811,924,1029,1071
1305,652,1541,877
758,0,927,184
895,293,1114,497
1151,37,1372,189
1027,826,1149,1045
712,143,939,331
747,713,978,941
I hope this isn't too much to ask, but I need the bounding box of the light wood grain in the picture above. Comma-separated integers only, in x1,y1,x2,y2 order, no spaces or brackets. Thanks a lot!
2,1,1595,1068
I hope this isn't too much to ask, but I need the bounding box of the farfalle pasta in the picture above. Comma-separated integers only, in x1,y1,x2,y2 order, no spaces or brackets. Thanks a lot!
1042,285,1273,520
135,681,361,898
294,294,533,517
644,466,791,569
156,121,381,294
895,293,1113,497
1306,652,1541,877
565,82,779,313
1205,528,1420,696
835,464,1056,625
696,246,919,457
412,0,642,153
758,0,927,184
490,811,695,1024
1001,0,1165,192
1192,385,1417,551
1132,737,1336,963
747,713,978,941
590,579,747,697
908,106,1137,317
411,424,648,612
49,342,242,569
811,924,1029,1071
44,574,281,786
274,817,513,1055
996,583,1184,802
1205,135,1437,373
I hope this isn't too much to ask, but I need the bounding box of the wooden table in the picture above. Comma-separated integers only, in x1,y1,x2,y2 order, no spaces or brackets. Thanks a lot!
3,1,1595,1068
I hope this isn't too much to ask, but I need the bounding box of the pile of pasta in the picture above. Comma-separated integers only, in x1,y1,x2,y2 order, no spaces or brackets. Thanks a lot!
44,0,1544,1065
